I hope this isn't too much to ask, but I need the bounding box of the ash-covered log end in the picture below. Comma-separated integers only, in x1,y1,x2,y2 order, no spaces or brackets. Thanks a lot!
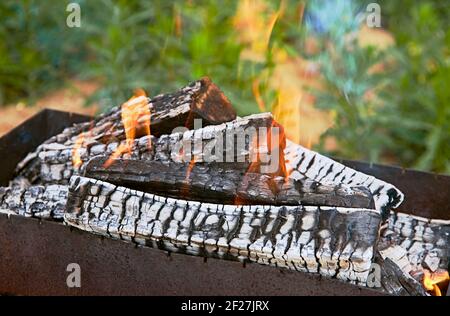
191,77,237,125
284,140,404,215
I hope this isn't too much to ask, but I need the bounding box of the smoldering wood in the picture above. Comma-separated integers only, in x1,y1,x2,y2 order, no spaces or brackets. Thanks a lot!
379,211,450,274
39,113,285,184
39,111,374,208
37,112,284,183
376,256,427,296
15,77,236,183
284,140,404,216
84,158,375,209
0,181,67,220
65,176,382,284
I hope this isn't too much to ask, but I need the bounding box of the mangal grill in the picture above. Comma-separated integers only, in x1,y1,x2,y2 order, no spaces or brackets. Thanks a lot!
0,78,449,296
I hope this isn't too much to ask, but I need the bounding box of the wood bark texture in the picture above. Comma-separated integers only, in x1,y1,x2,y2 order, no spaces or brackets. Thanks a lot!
65,176,382,284
379,212,450,274
0,181,67,219
284,140,404,216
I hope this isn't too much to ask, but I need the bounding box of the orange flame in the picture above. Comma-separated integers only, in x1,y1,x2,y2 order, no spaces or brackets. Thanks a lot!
72,132,85,168
235,0,332,149
252,78,266,112
306,135,312,149
185,157,196,182
104,89,151,168
180,154,197,198
422,269,449,296
234,0,284,63
234,120,287,205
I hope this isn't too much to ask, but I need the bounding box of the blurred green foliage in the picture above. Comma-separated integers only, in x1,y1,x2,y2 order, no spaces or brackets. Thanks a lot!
310,0,449,173
0,0,87,104
0,0,448,173
380,0,450,173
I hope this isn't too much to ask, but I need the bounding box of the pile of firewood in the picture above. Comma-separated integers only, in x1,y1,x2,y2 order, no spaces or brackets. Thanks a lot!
0,77,448,295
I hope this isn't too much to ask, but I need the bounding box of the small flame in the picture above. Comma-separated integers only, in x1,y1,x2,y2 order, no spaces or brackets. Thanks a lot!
185,157,196,182
235,120,287,205
252,78,266,112
180,155,197,198
104,89,151,168
72,132,85,168
422,269,449,296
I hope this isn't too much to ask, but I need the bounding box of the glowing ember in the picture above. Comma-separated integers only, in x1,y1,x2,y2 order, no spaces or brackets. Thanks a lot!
422,269,449,296
185,157,196,182
104,89,151,168
72,132,85,168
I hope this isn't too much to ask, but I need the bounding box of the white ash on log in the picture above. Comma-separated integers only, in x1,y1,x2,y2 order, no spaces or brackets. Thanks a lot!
378,245,413,274
15,77,236,183
284,140,404,216
379,212,450,274
0,181,67,219
65,176,382,284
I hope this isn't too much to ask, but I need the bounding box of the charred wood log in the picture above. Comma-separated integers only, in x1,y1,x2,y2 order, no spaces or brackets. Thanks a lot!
37,113,283,183
84,158,374,209
376,255,428,296
39,112,374,208
15,77,236,183
65,176,382,284
379,212,450,274
0,182,67,220
1,113,372,220
284,140,404,216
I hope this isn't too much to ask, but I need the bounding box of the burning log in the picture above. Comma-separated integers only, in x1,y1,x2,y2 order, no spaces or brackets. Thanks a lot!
36,112,282,183
15,77,236,183
65,176,382,284
284,140,404,216
84,158,374,209
36,112,374,208
376,212,450,296
84,112,373,208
